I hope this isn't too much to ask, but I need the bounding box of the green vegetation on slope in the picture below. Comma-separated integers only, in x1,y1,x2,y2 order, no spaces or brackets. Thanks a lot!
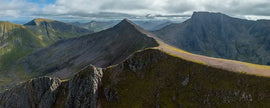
1,46,270,107
101,49,270,107
0,19,92,91
0,22,44,91
24,18,92,46
0,22,43,72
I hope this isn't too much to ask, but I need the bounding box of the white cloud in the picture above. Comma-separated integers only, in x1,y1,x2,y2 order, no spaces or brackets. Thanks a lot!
42,0,167,15
1,0,270,21
0,0,38,17
245,15,270,20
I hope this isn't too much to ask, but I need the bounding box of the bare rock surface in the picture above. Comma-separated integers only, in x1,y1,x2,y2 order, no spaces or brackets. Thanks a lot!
0,77,61,108
0,65,103,108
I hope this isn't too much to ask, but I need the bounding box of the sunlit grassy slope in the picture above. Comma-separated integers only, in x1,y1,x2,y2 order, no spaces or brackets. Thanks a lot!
0,21,43,72
0,21,44,92
101,48,270,107
153,39,270,77
24,18,91,46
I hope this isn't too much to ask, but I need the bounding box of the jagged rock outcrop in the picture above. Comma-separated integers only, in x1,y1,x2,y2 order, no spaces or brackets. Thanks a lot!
0,65,103,108
65,65,103,108
0,77,61,108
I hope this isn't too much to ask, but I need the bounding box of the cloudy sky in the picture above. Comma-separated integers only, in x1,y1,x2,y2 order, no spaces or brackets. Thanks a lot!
1,0,270,23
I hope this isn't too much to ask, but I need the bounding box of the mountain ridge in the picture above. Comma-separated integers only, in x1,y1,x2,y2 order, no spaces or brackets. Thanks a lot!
1,47,270,107
21,19,159,79
24,18,54,26
1,18,270,107
0,18,94,92
70,20,118,32
24,18,92,46
154,11,270,65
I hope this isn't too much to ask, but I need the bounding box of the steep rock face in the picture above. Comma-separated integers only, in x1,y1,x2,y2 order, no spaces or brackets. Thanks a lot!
65,65,103,108
24,18,92,46
52,65,103,108
22,19,159,78
0,65,103,108
0,77,61,108
154,12,270,65
101,49,270,107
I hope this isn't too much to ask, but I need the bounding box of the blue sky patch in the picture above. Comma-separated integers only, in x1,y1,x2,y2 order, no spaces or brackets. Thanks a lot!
26,0,55,7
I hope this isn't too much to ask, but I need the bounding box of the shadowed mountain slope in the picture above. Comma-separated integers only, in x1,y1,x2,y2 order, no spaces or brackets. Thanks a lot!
0,19,93,91
22,19,159,78
154,12,270,65
134,20,172,31
24,18,92,46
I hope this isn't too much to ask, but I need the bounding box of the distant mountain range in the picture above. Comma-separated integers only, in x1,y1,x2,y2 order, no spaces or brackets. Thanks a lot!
25,18,92,45
1,17,270,107
134,20,172,31
70,21,118,32
154,12,270,65
70,20,172,32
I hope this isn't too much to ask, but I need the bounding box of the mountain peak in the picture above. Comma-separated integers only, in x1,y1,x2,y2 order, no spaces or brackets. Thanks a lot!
24,18,55,26
33,18,54,22
122,18,131,22
192,11,225,16
21,18,159,76
114,18,144,31
191,11,229,20
113,18,157,39
118,18,136,26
